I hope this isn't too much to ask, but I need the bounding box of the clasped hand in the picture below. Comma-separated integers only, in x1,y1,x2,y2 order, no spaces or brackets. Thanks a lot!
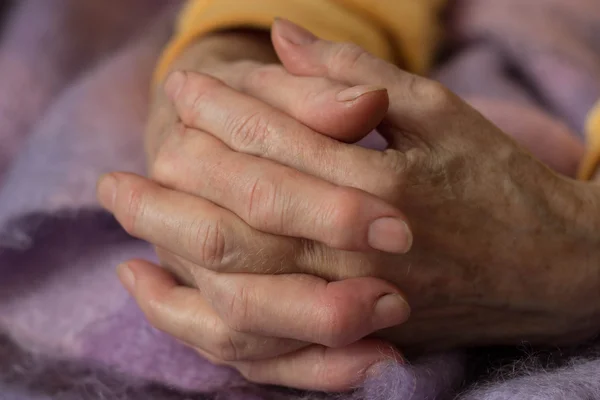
97,20,600,391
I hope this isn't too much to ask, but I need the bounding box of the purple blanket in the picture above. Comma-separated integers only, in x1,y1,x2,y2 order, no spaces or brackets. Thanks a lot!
1,1,599,399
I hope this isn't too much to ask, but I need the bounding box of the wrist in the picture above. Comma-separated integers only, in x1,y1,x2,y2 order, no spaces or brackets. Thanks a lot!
488,159,600,345
541,175,600,342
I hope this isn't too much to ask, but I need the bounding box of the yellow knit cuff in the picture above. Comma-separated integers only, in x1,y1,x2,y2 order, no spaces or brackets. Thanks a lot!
153,0,395,84
332,0,444,75
578,100,600,180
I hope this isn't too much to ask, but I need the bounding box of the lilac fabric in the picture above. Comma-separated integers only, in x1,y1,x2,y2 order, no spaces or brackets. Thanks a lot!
0,1,599,400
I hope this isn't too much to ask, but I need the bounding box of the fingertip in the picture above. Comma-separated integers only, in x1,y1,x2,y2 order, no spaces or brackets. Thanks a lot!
326,278,410,339
368,217,413,254
372,293,411,330
123,260,185,323
116,263,135,293
272,18,317,46
164,70,186,100
96,173,118,210
124,259,178,291
272,20,323,77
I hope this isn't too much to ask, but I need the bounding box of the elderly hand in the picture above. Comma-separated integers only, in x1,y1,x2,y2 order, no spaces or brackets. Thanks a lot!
98,20,600,390
269,20,600,349
270,20,600,349
98,31,409,392
148,19,600,350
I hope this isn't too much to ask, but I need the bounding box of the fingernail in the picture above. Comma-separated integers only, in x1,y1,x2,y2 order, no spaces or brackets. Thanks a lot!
97,174,118,209
274,17,317,45
164,71,186,99
372,293,411,330
336,85,387,102
368,217,413,254
117,263,136,292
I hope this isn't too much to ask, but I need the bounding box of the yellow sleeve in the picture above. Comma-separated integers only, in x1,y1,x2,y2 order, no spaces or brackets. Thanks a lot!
154,0,445,82
578,101,600,180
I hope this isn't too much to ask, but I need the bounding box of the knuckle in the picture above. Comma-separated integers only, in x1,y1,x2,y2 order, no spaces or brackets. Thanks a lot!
330,43,370,75
318,300,354,348
225,110,268,151
188,217,228,270
177,74,221,123
413,80,457,114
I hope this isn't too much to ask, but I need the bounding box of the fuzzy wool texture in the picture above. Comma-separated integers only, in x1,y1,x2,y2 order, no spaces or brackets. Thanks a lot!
1,1,600,399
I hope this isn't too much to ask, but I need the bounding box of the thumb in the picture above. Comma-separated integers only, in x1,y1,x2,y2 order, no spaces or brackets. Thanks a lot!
271,18,416,93
271,18,459,141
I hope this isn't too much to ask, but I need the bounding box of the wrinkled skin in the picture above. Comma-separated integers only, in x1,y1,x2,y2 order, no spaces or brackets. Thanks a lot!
97,21,600,390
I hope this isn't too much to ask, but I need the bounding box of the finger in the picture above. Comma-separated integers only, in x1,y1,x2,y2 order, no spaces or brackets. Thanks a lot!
272,18,399,86
196,268,410,348
117,259,307,361
204,61,389,143
152,126,412,253
118,259,410,357
231,340,402,392
96,171,296,272
272,18,461,136
163,70,405,198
